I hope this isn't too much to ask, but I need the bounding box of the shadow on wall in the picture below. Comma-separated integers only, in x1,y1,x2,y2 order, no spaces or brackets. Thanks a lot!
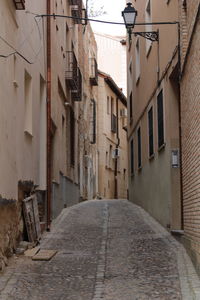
51,174,80,219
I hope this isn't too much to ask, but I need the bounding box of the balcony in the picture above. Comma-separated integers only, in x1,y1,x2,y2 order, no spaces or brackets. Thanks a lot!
65,51,78,90
70,0,82,24
13,0,25,9
71,68,82,101
111,114,117,133
90,58,98,86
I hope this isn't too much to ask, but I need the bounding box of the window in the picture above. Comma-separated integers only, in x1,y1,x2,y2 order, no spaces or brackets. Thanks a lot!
145,0,152,56
106,151,108,166
148,107,154,157
129,92,133,120
107,96,110,114
130,139,134,175
137,127,142,169
90,99,96,144
111,97,114,115
182,0,187,8
24,70,32,136
129,61,132,75
13,0,25,10
135,38,140,83
111,114,117,133
157,90,164,148
109,145,113,168
70,108,75,166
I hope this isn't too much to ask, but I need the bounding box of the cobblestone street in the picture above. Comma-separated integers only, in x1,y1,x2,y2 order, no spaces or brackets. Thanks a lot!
0,199,200,300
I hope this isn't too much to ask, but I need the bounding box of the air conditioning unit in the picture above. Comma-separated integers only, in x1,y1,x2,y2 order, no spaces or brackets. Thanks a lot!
120,109,127,118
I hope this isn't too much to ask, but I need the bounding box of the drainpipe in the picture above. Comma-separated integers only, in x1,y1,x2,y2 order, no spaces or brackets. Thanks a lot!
177,22,184,230
47,0,51,230
114,97,120,199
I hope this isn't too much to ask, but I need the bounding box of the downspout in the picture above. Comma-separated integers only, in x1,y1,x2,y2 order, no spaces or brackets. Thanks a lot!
47,0,51,230
177,22,184,230
114,97,120,199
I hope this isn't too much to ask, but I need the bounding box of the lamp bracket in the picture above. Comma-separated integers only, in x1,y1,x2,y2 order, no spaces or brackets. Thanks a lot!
134,31,159,42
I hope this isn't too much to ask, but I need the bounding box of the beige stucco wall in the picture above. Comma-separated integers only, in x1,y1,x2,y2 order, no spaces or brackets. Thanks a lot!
95,33,127,96
97,74,128,199
127,0,181,229
50,0,98,213
0,0,46,269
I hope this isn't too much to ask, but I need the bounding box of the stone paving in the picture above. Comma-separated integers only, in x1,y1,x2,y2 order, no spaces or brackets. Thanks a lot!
0,199,200,300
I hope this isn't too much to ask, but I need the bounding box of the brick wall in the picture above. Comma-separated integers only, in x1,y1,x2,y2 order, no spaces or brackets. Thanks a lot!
180,0,200,66
180,1,200,271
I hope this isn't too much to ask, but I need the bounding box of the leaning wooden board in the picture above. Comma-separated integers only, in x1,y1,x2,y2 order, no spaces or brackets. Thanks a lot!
23,195,41,243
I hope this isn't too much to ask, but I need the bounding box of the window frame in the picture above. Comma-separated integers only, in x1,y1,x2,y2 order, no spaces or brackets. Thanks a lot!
148,106,154,158
137,127,142,169
157,90,165,150
130,139,134,176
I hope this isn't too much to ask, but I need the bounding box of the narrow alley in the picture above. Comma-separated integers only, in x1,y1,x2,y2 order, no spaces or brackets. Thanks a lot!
0,199,199,300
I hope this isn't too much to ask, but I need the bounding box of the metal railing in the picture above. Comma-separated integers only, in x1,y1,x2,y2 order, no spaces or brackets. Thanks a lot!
65,51,78,90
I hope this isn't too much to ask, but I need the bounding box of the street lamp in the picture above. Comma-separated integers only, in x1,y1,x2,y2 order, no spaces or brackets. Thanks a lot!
121,2,137,42
122,2,159,42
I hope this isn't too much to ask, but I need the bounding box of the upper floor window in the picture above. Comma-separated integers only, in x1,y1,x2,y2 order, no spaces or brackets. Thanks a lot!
13,0,25,10
148,107,154,157
137,127,142,169
107,96,110,114
157,90,165,149
129,92,133,121
135,38,140,84
130,139,134,175
70,108,75,166
145,0,152,56
24,70,33,136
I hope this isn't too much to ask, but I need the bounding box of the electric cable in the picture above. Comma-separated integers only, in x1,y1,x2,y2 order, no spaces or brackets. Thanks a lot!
35,13,178,26
0,16,43,64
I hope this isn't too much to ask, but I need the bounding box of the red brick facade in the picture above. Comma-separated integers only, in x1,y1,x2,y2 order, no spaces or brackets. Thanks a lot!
180,1,200,271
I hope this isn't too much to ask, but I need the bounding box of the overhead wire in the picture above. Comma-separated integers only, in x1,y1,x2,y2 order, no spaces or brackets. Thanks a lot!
0,15,43,64
35,13,178,26
0,10,178,64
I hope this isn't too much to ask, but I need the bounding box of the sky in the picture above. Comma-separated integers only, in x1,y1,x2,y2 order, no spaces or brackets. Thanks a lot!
84,0,126,36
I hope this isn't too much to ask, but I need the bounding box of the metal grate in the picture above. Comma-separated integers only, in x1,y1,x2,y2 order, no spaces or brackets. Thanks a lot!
71,68,82,101
65,51,78,90
70,0,82,24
